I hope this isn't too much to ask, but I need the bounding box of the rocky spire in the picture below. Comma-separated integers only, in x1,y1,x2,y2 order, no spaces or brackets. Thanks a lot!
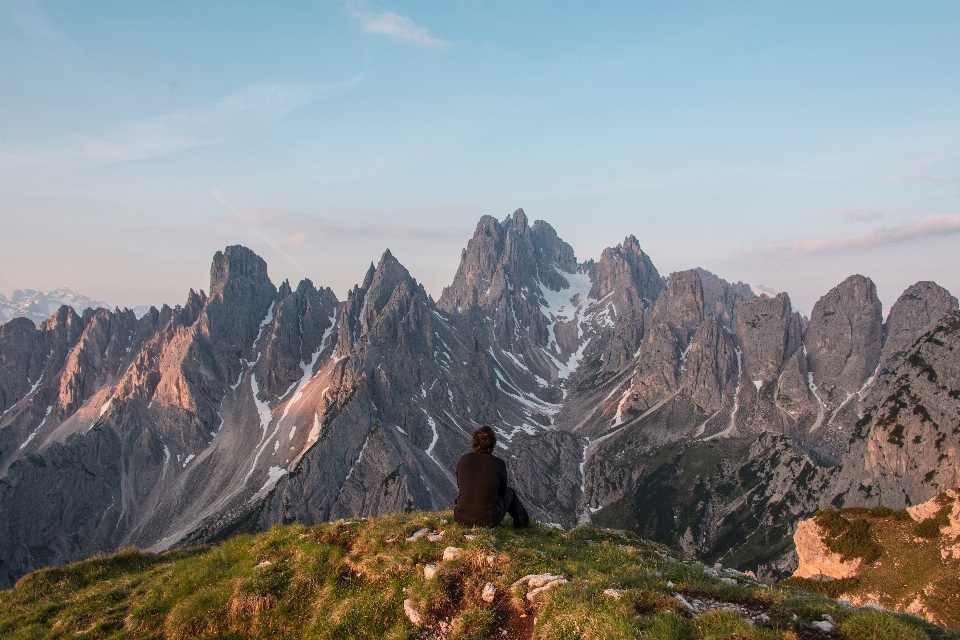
805,275,883,407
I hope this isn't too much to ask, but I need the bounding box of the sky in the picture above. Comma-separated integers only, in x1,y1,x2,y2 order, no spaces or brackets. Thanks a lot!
1,0,959,316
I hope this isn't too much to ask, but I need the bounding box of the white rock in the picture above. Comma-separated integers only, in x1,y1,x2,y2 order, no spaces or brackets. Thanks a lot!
666,580,675,588
255,560,273,569
512,573,565,589
442,546,462,561
427,532,443,542
482,582,496,603
719,577,737,586
406,528,429,542
403,599,421,625
603,588,623,599
864,603,885,611
423,564,437,580
821,614,834,623
464,534,476,540
714,563,723,571
838,599,853,608
812,620,835,632
526,578,568,601
704,567,720,578
486,554,496,567
673,593,696,613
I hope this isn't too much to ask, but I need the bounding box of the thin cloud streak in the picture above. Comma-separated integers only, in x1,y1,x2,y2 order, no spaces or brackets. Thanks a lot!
225,206,467,242
831,205,884,222
1,76,364,169
746,213,960,256
885,171,953,184
347,2,449,47
212,191,308,276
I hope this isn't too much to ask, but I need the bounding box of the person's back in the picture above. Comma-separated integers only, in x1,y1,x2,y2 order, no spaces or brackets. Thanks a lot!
454,451,507,527
454,425,530,528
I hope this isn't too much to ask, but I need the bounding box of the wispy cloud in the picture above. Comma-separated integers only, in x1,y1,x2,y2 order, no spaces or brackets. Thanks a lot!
5,1,69,42
1,76,364,169
885,171,953,184
347,2,449,47
831,205,884,222
884,151,954,184
746,213,960,256
221,205,466,243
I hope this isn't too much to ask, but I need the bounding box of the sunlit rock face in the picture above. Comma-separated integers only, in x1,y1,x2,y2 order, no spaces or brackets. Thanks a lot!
2,210,959,587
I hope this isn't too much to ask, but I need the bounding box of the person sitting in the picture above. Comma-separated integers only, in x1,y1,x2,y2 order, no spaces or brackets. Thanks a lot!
454,425,530,528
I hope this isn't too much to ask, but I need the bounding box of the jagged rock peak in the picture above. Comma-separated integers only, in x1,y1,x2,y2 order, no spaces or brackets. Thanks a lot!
881,281,958,372
505,207,529,231
589,235,664,301
805,274,883,405
437,209,576,313
202,245,276,358
695,268,756,328
735,291,803,383
209,245,271,301
650,269,705,342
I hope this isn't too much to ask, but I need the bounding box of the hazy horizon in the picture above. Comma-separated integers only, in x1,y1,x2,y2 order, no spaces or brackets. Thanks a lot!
2,1,958,315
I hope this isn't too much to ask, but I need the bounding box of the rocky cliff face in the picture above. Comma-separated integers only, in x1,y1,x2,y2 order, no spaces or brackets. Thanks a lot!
2,210,959,588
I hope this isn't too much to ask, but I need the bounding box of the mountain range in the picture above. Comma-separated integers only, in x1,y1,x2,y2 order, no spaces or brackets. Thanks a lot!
0,288,112,325
1,209,958,589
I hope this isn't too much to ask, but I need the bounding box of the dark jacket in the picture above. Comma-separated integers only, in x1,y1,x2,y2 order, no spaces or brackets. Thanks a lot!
454,452,507,527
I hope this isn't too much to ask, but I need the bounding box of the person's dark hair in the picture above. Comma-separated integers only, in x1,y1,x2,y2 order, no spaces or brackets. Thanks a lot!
472,425,496,453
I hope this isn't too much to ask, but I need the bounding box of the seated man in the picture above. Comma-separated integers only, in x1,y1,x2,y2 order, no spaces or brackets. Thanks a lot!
454,425,530,528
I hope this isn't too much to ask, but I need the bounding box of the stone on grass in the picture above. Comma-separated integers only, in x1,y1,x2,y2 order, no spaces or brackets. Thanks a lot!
673,593,696,613
406,528,429,542
719,577,737,586
427,532,443,542
442,546,462,561
403,599,421,625
526,579,568,601
255,560,273,569
423,564,437,580
482,582,496,603
812,620,834,632
603,588,623,600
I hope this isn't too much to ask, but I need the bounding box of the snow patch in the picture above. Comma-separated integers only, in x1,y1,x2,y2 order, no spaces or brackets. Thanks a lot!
750,283,781,298
538,269,594,379
19,405,53,450
182,454,195,467
252,465,288,501
807,370,827,432
279,314,336,425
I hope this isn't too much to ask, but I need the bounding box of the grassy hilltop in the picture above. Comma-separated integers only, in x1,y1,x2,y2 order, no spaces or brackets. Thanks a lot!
0,510,954,640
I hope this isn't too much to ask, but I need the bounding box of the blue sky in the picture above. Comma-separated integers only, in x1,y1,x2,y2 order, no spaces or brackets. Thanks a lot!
1,0,959,315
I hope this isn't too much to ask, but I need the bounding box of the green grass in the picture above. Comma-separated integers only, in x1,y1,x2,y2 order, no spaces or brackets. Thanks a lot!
814,509,884,564
0,510,954,639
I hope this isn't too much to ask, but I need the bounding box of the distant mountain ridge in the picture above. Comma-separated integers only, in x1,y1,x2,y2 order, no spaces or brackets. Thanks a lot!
1,209,958,589
0,288,111,325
